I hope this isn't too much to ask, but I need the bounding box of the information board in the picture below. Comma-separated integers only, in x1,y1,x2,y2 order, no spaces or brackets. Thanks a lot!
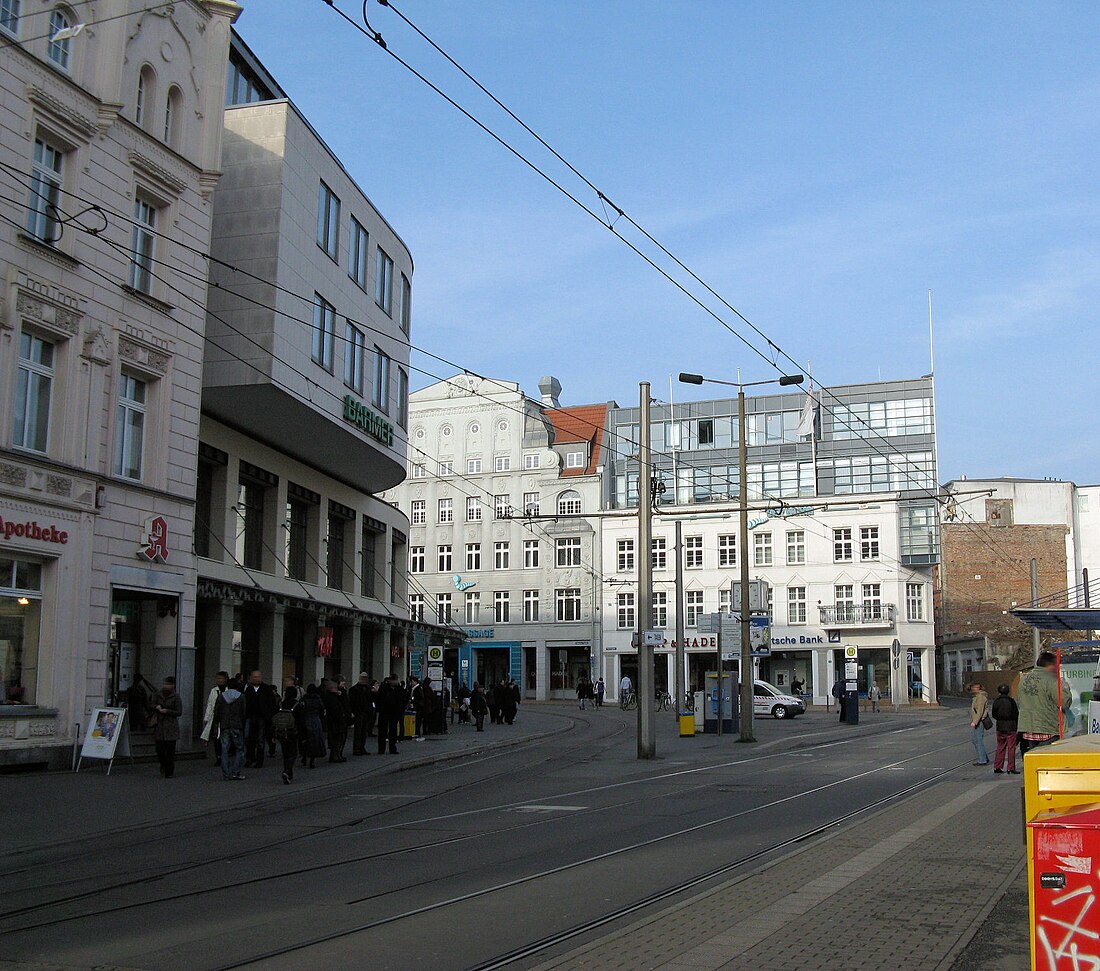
77,707,128,774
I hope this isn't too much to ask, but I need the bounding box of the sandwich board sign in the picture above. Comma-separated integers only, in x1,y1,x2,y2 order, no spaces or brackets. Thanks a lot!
77,707,129,774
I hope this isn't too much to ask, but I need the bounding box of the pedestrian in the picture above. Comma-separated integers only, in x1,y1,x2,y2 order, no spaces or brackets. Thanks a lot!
282,676,301,709
349,672,375,755
992,684,1020,775
486,681,500,725
199,670,228,762
323,680,349,762
790,677,804,696
398,679,412,740
376,675,404,754
503,678,521,724
832,679,845,722
1018,651,1073,754
413,676,435,738
214,677,246,780
870,682,881,713
242,670,278,768
619,673,632,701
456,681,471,724
294,683,326,768
271,699,298,784
470,681,489,732
969,682,991,766
595,677,605,708
577,675,590,710
150,676,182,778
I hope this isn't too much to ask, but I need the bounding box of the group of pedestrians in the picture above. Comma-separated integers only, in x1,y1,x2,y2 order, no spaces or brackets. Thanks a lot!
967,651,1073,772
575,675,605,710
451,678,521,730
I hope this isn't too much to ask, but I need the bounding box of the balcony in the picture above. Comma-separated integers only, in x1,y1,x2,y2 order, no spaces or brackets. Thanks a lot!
818,604,897,629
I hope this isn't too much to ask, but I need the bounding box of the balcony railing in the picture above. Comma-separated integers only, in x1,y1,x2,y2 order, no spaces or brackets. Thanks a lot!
818,603,897,627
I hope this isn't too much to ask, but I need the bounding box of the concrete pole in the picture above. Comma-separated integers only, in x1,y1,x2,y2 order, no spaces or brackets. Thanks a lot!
638,382,656,759
1031,557,1040,661
738,386,755,743
674,517,685,720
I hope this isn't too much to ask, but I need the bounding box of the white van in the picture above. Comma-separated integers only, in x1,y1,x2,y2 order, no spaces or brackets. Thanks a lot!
753,680,805,720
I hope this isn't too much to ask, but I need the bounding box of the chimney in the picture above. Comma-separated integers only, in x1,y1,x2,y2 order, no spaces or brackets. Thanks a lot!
539,375,562,409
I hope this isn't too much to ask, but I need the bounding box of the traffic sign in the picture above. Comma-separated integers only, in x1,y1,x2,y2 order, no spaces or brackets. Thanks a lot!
427,645,444,663
643,630,663,647
844,645,858,660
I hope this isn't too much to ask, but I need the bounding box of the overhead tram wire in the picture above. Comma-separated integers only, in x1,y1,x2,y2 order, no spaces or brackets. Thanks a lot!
0,1,179,47
317,1,1034,582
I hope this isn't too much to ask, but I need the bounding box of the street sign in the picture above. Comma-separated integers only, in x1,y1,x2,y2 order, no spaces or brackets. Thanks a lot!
426,663,444,692
643,630,663,647
906,651,915,663
427,645,444,664
844,645,858,660
891,638,902,659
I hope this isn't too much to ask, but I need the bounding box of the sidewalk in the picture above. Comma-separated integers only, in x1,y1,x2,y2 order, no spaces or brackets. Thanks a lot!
534,765,1029,971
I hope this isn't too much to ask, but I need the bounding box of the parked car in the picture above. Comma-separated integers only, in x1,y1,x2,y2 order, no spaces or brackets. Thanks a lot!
753,680,805,720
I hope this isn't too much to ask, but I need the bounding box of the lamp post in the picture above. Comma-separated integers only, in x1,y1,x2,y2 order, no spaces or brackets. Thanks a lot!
678,370,804,742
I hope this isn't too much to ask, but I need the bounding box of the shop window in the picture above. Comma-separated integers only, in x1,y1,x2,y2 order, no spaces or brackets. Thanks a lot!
0,556,43,705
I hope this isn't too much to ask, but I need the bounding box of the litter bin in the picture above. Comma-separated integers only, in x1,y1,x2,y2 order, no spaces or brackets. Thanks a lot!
403,711,417,738
1024,734,1100,968
679,713,695,737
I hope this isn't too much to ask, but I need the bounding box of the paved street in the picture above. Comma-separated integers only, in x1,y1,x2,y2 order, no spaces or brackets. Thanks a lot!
1,702,1028,971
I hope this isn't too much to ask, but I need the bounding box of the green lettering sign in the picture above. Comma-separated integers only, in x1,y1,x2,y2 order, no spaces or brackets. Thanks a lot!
342,395,394,446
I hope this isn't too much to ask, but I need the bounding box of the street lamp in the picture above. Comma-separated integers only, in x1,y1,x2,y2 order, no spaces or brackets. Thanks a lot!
678,370,804,743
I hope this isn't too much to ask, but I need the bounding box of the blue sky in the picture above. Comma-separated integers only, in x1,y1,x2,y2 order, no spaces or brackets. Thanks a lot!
237,1,1099,483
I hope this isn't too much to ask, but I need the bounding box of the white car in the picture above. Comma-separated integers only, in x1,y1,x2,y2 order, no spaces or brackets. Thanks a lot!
753,680,805,720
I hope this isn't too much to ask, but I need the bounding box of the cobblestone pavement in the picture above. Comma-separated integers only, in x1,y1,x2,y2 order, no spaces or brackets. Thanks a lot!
534,776,1027,971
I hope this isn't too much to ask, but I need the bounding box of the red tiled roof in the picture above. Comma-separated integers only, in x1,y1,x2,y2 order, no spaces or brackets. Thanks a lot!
546,404,607,477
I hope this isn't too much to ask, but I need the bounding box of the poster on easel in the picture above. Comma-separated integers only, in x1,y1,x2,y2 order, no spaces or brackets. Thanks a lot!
77,707,128,773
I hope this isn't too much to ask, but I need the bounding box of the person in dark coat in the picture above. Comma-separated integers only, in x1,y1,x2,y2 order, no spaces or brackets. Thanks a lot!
323,680,349,762
376,676,405,754
832,679,846,723
349,673,375,755
992,683,1020,774
486,682,500,724
270,699,298,784
456,682,471,724
577,676,590,710
214,677,246,780
470,682,489,732
243,670,279,768
502,678,520,724
414,677,435,737
293,684,326,768
151,676,182,778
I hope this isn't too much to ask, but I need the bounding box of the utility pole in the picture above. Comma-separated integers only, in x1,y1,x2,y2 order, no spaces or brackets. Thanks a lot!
738,385,754,742
637,382,656,758
1031,557,1040,661
674,517,685,723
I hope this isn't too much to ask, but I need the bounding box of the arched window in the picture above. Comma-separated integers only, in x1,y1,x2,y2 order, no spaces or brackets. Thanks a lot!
164,85,182,146
557,490,582,516
47,7,72,70
136,65,155,129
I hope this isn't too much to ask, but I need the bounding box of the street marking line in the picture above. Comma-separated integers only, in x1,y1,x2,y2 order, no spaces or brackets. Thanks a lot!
508,805,587,814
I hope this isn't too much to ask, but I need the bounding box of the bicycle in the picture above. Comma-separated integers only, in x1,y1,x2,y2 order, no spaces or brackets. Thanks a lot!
620,690,637,711
655,690,672,711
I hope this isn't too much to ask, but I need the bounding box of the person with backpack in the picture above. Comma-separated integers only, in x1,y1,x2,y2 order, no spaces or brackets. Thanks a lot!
271,700,298,784
992,684,1020,774
213,677,246,781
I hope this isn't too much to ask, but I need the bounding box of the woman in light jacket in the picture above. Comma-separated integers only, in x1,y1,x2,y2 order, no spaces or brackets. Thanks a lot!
969,682,990,766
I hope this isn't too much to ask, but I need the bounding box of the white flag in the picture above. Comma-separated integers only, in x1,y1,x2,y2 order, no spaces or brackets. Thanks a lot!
798,392,816,438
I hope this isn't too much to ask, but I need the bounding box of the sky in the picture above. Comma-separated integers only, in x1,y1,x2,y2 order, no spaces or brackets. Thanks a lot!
235,1,1100,484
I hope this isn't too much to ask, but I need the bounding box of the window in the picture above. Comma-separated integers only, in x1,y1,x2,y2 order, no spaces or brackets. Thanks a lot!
494,495,510,519
835,584,855,622
556,587,581,622
906,582,925,621
787,586,807,624
412,463,426,479
523,539,540,569
833,527,853,562
399,273,412,334
375,246,393,313
464,591,481,624
685,535,704,569
494,542,509,569
13,332,53,453
47,8,72,70
409,546,425,573
235,479,265,570
556,537,581,567
494,591,510,623
0,0,20,36
754,532,773,566
652,591,668,628
652,537,667,570
566,450,585,469
129,196,157,293
311,294,335,371
436,593,452,624
344,322,365,393
135,66,150,126
439,461,454,477
437,545,452,572
617,592,635,629
465,543,481,571
495,456,511,472
410,500,426,525
523,492,540,516
113,372,146,480
524,453,541,470
348,216,368,287
398,369,410,430
786,530,805,565
194,461,215,559
467,458,483,475
862,583,883,619
719,588,732,614
409,593,425,622
27,137,63,243
860,525,880,561
438,498,453,524
617,539,635,572
372,348,390,412
718,534,736,568
164,86,182,146
326,514,347,590
0,556,42,704
558,490,582,515
466,497,482,522
523,589,539,622
317,181,340,260
686,589,704,627
698,419,714,445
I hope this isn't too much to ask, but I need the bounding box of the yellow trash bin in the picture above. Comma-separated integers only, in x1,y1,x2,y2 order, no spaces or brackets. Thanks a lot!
679,714,695,737
403,712,417,737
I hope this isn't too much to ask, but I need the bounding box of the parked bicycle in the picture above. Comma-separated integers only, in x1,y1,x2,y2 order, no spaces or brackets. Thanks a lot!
655,689,672,711
620,690,637,711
